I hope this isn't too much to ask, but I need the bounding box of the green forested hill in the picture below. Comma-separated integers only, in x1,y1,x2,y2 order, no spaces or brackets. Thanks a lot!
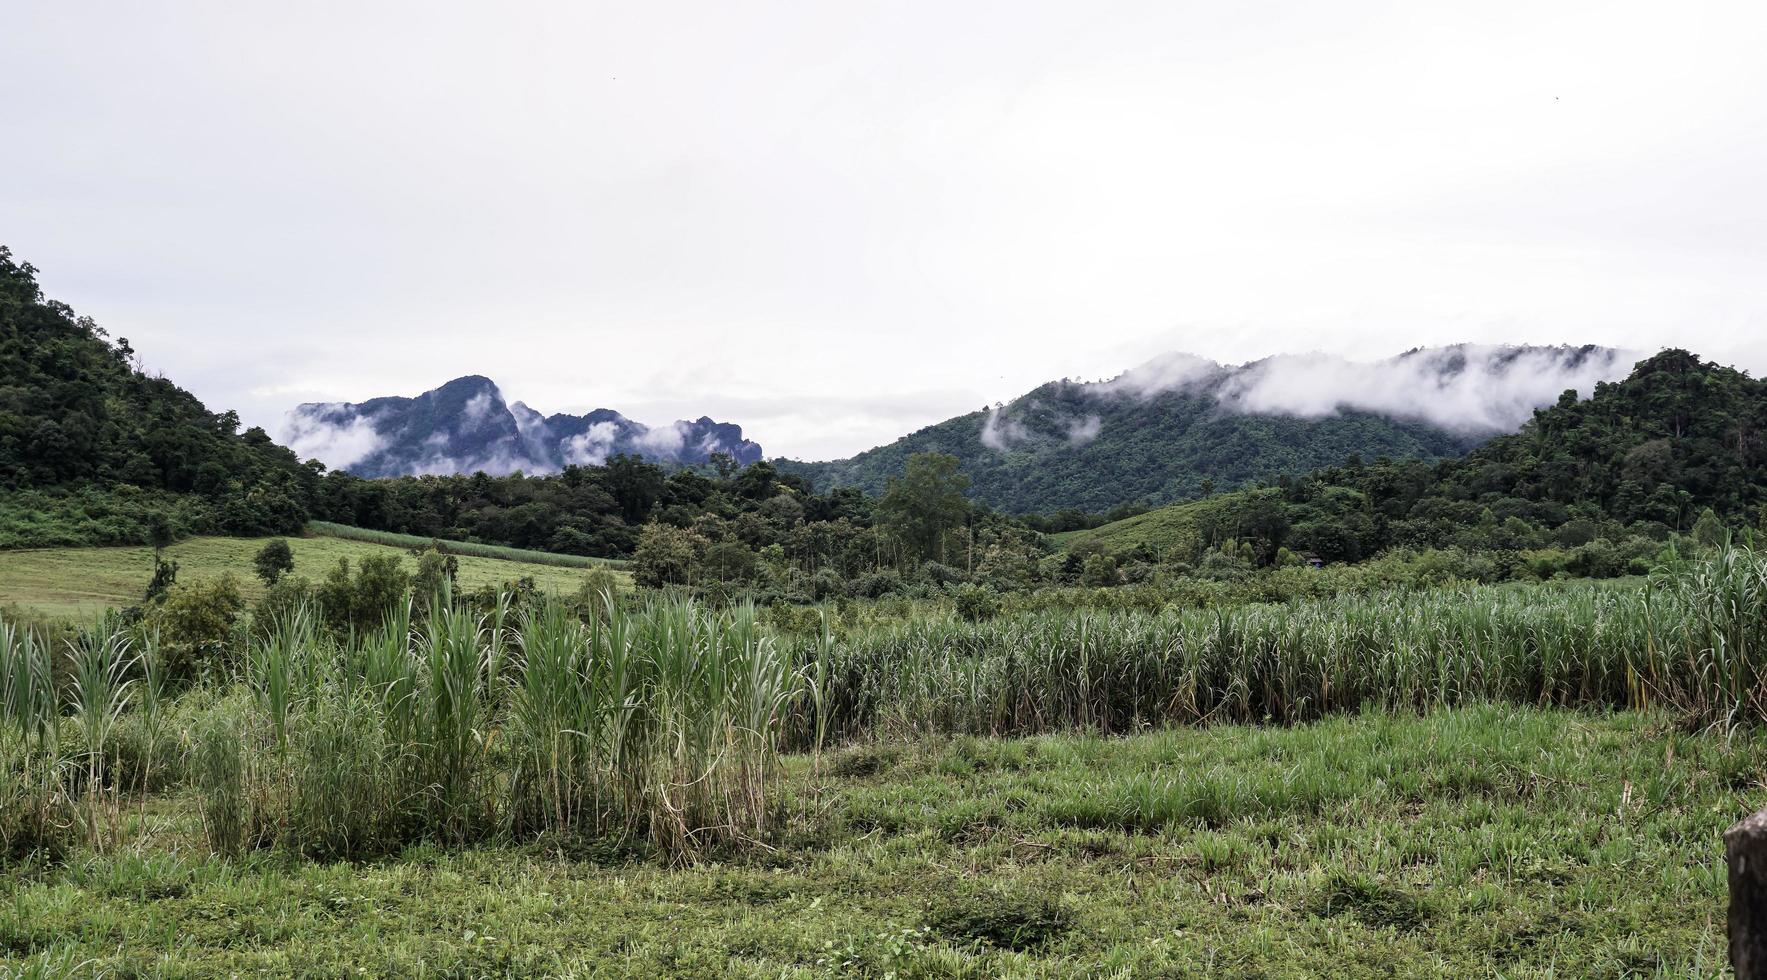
0,247,318,544
1060,349,1767,562
779,376,1484,514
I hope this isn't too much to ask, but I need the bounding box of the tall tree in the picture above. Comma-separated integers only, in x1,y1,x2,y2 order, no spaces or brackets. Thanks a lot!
878,452,970,563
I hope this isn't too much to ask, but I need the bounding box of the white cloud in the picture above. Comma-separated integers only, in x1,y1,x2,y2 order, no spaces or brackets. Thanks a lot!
1064,415,1102,446
560,421,624,466
461,390,497,429
1216,346,1638,433
1091,353,1224,400
279,406,385,469
633,421,689,458
979,406,1032,451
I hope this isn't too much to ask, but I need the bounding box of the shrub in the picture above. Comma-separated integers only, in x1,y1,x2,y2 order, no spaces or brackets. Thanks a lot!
411,548,459,612
316,555,412,636
571,568,624,620
1079,553,1121,587
252,539,295,586
145,576,246,681
852,569,903,599
250,576,313,639
952,584,1002,622
632,523,708,588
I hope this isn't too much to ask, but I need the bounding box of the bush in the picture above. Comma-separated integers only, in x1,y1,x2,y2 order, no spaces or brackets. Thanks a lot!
1080,553,1121,587
571,568,624,620
851,569,903,599
251,576,314,639
632,523,708,588
252,539,295,586
145,576,246,681
952,583,1003,622
919,561,968,585
411,548,459,611
316,556,411,635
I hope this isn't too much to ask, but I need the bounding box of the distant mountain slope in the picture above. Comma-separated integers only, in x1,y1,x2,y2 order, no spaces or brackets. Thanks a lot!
283,376,763,478
1057,348,1765,559
781,344,1635,514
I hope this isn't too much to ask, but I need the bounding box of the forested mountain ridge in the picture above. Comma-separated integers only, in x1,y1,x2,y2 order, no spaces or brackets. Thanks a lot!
285,377,763,478
0,246,316,544
780,344,1635,513
1060,348,1767,566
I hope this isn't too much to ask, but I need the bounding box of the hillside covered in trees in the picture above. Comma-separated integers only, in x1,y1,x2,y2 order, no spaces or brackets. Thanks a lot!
780,345,1631,513
1062,349,1767,576
0,247,319,546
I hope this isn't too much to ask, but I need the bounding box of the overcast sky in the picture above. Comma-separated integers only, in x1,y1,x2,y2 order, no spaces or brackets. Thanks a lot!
5,1,1765,460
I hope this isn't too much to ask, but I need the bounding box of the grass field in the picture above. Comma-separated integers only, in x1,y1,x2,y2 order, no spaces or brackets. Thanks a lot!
1049,496,1217,553
0,705,1752,977
0,533,628,619
305,521,626,569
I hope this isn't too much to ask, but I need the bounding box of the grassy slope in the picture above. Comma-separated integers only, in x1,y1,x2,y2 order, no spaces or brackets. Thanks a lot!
306,521,627,569
2,705,1751,977
0,534,629,619
1050,495,1221,554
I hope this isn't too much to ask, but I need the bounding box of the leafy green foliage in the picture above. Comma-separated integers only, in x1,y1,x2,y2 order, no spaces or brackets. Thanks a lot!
1062,350,1767,566
314,556,411,637
144,576,245,680
252,540,294,586
877,452,970,562
951,583,1002,622
631,523,709,588
782,376,1480,513
0,247,317,541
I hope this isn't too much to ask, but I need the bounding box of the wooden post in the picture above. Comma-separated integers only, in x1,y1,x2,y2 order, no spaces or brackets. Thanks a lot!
1729,808,1767,978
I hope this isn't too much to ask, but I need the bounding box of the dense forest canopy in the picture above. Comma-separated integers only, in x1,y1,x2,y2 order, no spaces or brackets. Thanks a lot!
1065,349,1767,575
0,246,317,541
777,380,1483,513
775,345,1631,514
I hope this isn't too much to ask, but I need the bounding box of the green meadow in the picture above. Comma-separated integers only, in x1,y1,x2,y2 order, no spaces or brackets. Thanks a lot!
1,707,1753,977
3,546,1764,976
0,531,627,620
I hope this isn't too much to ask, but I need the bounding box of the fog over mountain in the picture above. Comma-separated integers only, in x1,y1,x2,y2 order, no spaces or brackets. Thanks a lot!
784,343,1643,512
282,344,1637,496
1044,343,1641,445
282,376,763,478
1113,344,1637,431
976,343,1638,457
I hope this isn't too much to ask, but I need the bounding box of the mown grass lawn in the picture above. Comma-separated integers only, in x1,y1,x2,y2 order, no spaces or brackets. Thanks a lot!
0,535,627,620
2,705,1755,977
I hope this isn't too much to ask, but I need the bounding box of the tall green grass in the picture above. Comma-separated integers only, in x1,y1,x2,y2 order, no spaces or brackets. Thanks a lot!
1,617,163,854
794,544,1767,743
197,590,803,858
4,544,1767,863
306,521,627,569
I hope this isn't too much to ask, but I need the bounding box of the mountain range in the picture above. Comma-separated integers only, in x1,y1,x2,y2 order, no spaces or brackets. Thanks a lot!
3,240,1738,562
780,344,1639,513
284,345,1640,510
282,376,764,479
